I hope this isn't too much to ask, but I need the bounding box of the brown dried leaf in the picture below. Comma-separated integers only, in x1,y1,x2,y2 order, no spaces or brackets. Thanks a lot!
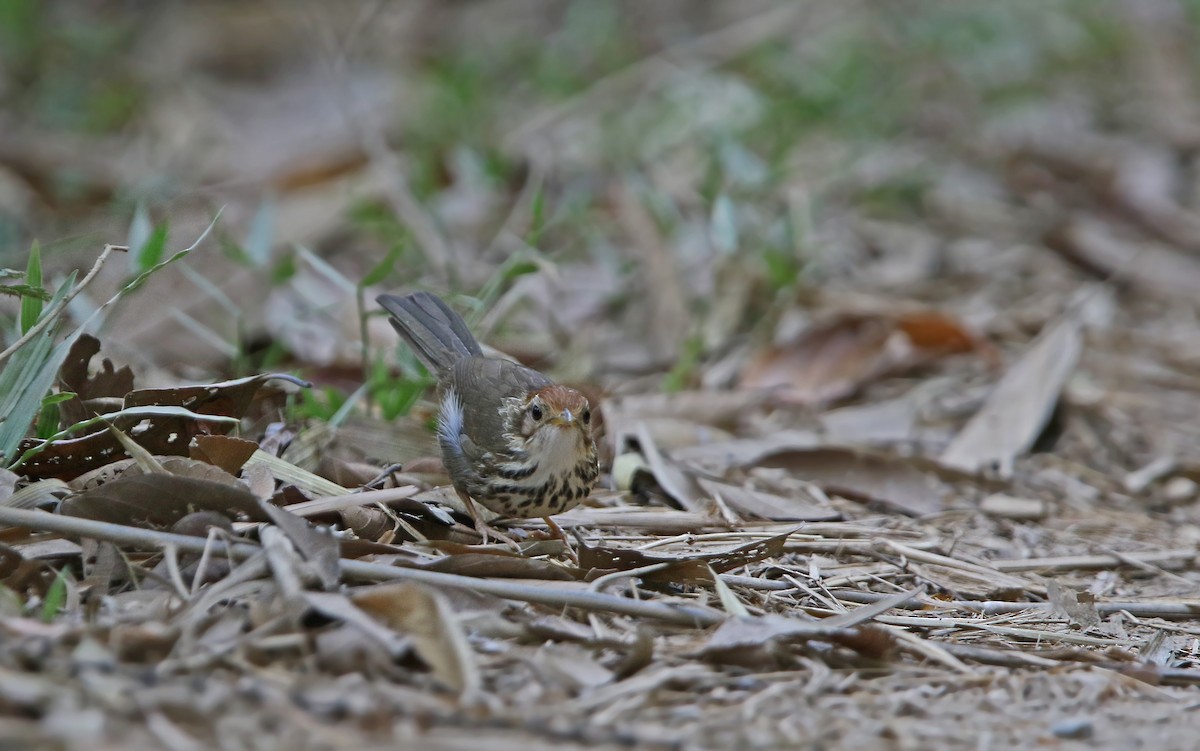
60,473,265,528
19,373,307,480
739,311,983,407
190,435,259,476
352,582,480,694
422,553,578,581
1048,580,1102,630
941,312,1083,477
124,372,309,419
579,531,791,584
338,505,394,541
740,315,893,406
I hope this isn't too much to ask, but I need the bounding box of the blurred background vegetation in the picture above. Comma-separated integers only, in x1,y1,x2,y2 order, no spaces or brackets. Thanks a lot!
1,0,1198,431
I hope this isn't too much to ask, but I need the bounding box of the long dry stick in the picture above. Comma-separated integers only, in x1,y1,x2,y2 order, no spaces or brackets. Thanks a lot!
0,507,723,627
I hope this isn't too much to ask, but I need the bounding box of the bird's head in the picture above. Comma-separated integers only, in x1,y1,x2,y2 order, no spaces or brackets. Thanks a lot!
519,384,593,442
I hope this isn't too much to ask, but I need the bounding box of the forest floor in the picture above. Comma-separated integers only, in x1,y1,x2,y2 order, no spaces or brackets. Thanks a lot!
3,2,1200,749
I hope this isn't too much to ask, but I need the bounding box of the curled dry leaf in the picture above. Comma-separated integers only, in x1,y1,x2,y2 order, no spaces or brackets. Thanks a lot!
189,435,259,476
352,582,480,694
60,473,265,528
1047,580,1102,630
941,312,1083,477
258,501,340,591
739,310,986,407
57,334,135,428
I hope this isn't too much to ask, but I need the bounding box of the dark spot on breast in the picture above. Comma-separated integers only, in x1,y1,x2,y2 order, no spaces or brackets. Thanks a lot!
489,483,530,496
499,464,538,480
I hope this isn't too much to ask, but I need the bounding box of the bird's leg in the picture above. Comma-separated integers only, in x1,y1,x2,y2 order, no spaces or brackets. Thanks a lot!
542,516,577,563
363,463,405,490
456,488,518,548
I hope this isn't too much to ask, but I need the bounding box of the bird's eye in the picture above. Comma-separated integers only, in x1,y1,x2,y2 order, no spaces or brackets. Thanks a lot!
530,405,543,421
581,408,591,424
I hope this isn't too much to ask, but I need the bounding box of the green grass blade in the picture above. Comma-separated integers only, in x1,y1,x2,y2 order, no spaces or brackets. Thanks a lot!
19,241,42,334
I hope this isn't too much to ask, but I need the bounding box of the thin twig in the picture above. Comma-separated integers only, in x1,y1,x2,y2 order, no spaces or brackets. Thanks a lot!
0,507,724,627
833,588,1200,621
990,548,1198,573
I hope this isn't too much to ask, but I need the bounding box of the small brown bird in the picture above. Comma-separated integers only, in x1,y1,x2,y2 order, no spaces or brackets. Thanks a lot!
377,292,598,542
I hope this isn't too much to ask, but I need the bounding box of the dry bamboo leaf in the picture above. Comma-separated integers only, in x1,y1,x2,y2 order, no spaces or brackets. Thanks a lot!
907,562,1028,601
352,582,480,694
0,470,17,504
671,430,823,468
604,391,769,432
338,505,393,541
60,473,265,528
941,312,1083,476
695,477,839,522
819,396,918,445
530,644,615,692
422,553,578,581
302,591,410,658
634,422,713,514
755,447,951,516
704,588,920,653
1045,216,1200,296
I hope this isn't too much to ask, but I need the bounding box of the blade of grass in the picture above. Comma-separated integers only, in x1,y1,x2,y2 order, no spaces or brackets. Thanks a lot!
19,241,42,334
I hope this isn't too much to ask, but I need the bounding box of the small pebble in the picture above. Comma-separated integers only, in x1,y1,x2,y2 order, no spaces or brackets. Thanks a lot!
1051,717,1094,740
1164,477,1197,504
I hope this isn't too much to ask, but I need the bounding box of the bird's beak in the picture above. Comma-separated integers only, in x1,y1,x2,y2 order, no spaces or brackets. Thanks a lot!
549,409,575,427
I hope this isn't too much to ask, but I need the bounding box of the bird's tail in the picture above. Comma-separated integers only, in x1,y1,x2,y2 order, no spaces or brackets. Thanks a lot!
377,292,483,373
